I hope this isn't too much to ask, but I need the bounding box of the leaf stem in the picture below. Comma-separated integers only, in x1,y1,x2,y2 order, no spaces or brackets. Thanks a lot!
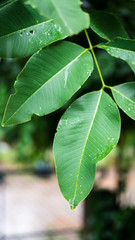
85,29,105,87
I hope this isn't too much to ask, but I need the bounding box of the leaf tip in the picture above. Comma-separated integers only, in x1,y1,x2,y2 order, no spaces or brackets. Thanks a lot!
69,199,76,210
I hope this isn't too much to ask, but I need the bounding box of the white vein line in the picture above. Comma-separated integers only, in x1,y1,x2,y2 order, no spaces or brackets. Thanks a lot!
112,87,135,104
3,48,89,125
72,90,103,204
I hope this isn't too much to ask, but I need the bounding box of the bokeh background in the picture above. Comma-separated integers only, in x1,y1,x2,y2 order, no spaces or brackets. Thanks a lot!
0,0,135,239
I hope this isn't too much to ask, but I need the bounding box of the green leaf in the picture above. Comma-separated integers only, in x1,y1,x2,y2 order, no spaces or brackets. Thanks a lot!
0,0,16,8
2,41,93,126
111,82,135,120
53,90,121,209
0,0,64,58
97,38,135,73
89,10,128,40
26,0,90,36
128,62,135,74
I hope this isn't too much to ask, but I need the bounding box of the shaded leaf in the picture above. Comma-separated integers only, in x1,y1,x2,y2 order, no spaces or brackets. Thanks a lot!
111,82,135,120
53,90,121,209
2,41,93,126
0,0,16,8
26,0,90,36
97,38,135,73
89,10,128,40
0,0,64,58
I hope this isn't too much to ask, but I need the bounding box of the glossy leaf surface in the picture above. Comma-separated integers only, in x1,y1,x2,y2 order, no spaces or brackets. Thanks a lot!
0,0,64,57
26,0,90,36
97,38,135,72
54,90,121,209
111,82,135,120
89,10,128,40
2,41,93,126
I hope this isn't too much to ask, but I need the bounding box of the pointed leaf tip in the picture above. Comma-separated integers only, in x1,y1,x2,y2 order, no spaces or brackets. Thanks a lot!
54,90,121,208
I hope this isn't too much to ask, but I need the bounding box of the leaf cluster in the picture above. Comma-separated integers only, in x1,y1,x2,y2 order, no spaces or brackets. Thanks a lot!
0,0,135,208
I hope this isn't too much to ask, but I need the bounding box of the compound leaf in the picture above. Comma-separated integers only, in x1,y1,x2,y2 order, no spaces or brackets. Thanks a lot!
111,82,135,120
2,41,93,126
53,90,121,209
89,10,128,40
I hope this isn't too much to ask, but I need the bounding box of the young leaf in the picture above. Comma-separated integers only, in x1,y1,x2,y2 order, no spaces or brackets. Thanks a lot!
111,82,135,120
89,10,128,40
2,41,93,126
53,90,121,209
97,38,135,73
0,0,64,58
26,0,90,36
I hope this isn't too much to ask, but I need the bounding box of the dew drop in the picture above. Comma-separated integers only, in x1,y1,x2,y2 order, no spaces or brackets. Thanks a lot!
69,199,75,209
59,120,62,126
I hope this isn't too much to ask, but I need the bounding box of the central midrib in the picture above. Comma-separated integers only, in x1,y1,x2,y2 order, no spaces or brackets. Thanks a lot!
71,90,102,203
50,0,73,34
4,48,88,124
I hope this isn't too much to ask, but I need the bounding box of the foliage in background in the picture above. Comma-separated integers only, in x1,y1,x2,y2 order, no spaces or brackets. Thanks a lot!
0,0,135,209
81,190,135,240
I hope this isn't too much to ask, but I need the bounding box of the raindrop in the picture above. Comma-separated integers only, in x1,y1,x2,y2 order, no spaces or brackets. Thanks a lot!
128,108,131,111
59,120,62,126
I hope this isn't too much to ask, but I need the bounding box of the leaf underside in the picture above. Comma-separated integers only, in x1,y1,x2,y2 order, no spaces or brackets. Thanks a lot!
54,90,121,209
2,41,93,126
26,0,90,36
